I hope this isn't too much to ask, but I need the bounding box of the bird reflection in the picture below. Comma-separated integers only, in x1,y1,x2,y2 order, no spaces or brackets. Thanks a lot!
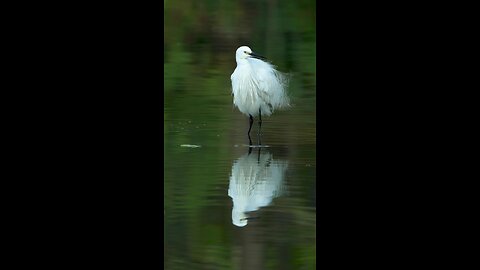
228,148,288,227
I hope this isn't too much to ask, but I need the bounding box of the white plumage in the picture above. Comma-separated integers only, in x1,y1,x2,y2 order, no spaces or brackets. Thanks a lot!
228,149,288,227
231,46,290,118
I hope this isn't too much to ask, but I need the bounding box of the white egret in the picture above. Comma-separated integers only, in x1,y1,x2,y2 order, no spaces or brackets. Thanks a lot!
228,149,288,227
231,46,290,145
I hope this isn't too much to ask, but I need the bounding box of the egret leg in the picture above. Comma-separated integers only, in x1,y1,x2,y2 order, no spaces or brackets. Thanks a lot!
257,109,262,145
248,115,254,145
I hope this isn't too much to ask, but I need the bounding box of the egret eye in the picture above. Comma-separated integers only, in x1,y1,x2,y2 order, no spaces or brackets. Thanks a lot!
244,51,247,53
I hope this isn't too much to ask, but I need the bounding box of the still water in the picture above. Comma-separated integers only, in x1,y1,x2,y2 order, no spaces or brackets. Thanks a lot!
165,1,316,269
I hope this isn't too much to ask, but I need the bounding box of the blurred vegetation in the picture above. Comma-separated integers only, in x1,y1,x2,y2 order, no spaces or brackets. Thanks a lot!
165,0,316,269
164,0,316,99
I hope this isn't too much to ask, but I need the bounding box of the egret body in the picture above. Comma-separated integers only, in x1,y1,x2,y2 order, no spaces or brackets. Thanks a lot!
231,46,290,144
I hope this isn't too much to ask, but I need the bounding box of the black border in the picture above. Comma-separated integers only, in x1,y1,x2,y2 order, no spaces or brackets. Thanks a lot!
11,0,455,268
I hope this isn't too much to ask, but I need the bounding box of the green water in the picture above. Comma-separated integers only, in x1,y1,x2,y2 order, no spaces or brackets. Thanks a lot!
165,1,316,269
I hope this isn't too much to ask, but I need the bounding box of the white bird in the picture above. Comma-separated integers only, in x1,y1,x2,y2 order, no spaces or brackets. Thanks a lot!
231,46,290,144
228,149,288,227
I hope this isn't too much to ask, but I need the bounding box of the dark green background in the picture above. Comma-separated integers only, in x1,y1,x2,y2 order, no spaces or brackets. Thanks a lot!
165,1,316,269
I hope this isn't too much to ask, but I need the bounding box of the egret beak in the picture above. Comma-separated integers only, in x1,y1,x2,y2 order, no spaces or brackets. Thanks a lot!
249,52,266,60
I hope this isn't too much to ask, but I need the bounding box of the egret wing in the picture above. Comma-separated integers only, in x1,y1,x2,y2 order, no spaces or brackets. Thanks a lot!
250,62,276,110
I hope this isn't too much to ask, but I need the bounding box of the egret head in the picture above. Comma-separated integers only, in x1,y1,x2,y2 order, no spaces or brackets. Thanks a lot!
235,46,266,63
236,46,252,60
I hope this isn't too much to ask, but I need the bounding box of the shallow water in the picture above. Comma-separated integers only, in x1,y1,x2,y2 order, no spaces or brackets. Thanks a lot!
165,1,316,269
